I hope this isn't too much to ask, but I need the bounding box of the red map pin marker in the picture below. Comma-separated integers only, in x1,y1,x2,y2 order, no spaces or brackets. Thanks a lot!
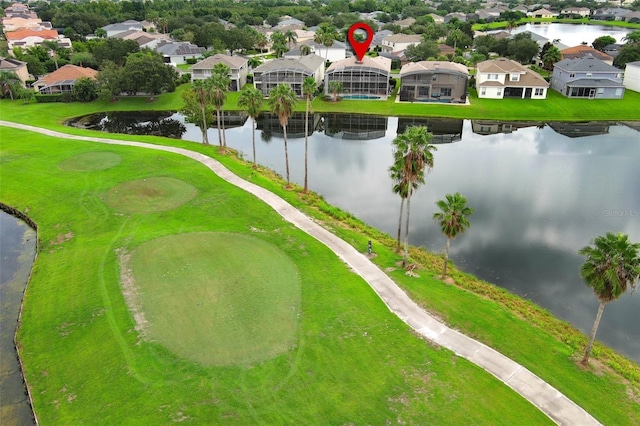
347,22,374,62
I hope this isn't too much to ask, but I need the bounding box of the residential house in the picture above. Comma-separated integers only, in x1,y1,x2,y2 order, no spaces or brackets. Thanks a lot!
476,57,549,99
102,20,143,38
190,54,248,91
561,45,614,65
276,18,304,28
0,57,29,86
371,30,393,51
1,16,43,32
380,34,422,54
591,8,628,21
324,56,392,100
529,8,555,18
623,61,640,92
429,14,445,24
155,41,205,65
5,28,71,50
474,7,506,22
252,54,325,98
444,12,468,23
471,120,539,135
560,7,591,18
623,11,640,23
512,6,529,15
551,56,625,99
602,43,624,57
393,17,416,28
438,44,456,57
398,61,469,103
285,40,347,63
33,64,98,94
112,30,170,49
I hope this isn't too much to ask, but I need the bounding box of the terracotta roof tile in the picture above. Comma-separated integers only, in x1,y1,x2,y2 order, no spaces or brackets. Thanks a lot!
38,64,97,86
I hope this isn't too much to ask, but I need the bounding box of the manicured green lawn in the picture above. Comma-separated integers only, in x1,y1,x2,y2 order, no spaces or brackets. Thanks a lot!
1,89,639,423
1,126,554,424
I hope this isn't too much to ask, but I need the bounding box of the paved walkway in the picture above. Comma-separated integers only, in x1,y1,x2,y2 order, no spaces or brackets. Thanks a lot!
1,121,601,425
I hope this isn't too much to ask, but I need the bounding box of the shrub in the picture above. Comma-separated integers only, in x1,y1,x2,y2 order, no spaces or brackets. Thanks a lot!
186,58,198,64
34,94,62,103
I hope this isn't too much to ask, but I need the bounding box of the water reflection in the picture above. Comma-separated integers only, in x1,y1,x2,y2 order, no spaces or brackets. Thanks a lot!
397,117,463,144
547,121,611,138
64,112,640,363
323,114,388,140
257,112,318,139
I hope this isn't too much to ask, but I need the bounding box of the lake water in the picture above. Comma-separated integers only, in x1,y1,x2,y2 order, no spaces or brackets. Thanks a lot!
67,112,640,363
511,22,633,46
0,210,37,425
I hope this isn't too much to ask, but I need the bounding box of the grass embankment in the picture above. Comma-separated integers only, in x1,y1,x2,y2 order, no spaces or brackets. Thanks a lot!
0,126,553,424
2,81,640,124
2,95,640,424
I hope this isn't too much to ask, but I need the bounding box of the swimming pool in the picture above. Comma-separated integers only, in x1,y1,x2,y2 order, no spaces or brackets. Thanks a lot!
341,94,382,100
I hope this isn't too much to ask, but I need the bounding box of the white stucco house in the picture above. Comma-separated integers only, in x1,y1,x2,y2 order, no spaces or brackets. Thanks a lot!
623,61,640,92
476,58,549,99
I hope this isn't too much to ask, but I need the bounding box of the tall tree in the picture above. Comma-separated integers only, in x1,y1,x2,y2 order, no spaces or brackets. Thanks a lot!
302,77,317,192
389,161,424,252
328,80,342,101
623,30,640,44
592,35,616,51
391,126,436,267
578,233,640,364
432,193,474,279
211,63,231,150
181,78,214,144
237,84,264,168
268,84,297,187
284,29,298,49
314,23,339,62
42,40,60,70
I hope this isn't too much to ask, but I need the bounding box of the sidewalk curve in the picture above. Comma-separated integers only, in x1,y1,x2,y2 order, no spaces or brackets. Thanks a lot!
0,121,601,425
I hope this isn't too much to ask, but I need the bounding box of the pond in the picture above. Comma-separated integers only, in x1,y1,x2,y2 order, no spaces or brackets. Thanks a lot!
67,112,640,364
0,210,37,425
510,22,634,46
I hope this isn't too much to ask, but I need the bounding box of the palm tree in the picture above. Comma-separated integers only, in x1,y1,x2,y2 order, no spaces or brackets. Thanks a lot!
271,31,288,57
42,40,60,70
314,24,338,63
284,29,297,49
181,78,214,144
211,63,231,151
300,45,312,56
432,193,474,279
389,161,424,252
391,126,436,267
302,77,317,192
247,56,262,70
328,80,342,101
237,85,264,168
255,33,268,53
0,71,19,100
542,45,561,71
578,232,640,364
268,84,297,187
623,30,640,44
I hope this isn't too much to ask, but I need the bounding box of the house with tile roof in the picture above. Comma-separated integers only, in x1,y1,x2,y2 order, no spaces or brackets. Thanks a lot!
623,61,640,93
33,64,98,94
399,61,469,103
324,56,392,100
5,28,70,50
0,57,29,86
561,45,614,65
112,30,170,49
476,57,548,99
2,16,43,32
560,7,591,18
529,8,555,18
190,54,249,91
155,41,205,65
252,54,325,98
551,56,625,99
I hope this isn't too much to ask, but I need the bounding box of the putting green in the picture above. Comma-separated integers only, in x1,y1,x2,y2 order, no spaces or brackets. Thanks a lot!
58,151,122,172
104,176,197,214
127,232,301,366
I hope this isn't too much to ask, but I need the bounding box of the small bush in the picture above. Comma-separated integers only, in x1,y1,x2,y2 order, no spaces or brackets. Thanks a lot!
177,73,191,85
186,58,198,64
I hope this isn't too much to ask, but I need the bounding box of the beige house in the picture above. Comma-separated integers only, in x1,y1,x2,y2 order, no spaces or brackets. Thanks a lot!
6,28,71,50
0,57,29,86
190,54,249,92
325,56,392,100
33,64,98,94
399,61,469,103
380,34,422,54
529,8,556,18
476,58,548,99
1,16,43,32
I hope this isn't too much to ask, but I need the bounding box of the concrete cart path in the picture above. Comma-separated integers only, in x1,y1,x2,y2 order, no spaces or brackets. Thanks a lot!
1,121,601,425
